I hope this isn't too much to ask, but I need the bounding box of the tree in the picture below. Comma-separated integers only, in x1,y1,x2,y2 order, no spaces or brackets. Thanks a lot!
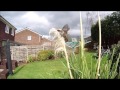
91,11,120,48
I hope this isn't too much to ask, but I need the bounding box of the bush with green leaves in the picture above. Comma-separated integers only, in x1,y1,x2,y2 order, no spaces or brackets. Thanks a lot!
91,11,120,48
56,51,65,58
37,50,54,61
27,55,37,63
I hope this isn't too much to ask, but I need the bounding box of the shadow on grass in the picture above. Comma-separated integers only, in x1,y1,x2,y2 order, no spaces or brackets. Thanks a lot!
13,65,25,75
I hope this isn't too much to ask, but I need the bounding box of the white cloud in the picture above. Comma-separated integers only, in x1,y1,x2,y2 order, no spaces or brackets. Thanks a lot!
21,12,50,26
42,35,53,41
0,11,115,36
68,29,80,36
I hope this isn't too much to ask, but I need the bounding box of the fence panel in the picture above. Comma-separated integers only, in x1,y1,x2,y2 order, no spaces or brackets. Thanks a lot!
10,45,54,62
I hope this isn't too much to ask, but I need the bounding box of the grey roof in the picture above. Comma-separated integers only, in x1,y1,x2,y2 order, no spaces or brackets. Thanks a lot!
16,27,42,36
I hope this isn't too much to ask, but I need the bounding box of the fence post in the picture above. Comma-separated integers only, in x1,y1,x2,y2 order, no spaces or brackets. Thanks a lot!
6,39,13,75
26,46,28,63
11,47,13,60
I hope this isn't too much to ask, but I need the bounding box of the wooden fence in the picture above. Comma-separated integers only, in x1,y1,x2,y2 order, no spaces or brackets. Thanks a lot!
10,45,54,62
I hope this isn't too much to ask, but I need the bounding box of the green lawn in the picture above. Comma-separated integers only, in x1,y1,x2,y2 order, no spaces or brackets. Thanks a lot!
8,58,69,79
7,51,111,79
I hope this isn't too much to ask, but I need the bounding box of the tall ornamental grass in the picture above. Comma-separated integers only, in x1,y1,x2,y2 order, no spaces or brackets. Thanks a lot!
62,11,119,79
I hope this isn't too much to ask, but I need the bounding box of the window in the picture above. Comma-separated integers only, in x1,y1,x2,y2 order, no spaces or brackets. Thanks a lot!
11,28,14,36
27,36,32,40
2,41,7,46
9,28,12,35
5,25,9,34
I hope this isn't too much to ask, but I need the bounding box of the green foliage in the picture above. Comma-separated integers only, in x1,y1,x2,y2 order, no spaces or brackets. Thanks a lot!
7,58,69,79
37,50,54,61
27,55,37,63
91,11,120,47
56,51,65,58
61,42,119,79
7,51,120,79
108,44,120,78
91,22,99,42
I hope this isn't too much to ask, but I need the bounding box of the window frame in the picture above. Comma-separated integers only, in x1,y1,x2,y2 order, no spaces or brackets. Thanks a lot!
27,36,32,40
11,28,14,36
5,24,9,34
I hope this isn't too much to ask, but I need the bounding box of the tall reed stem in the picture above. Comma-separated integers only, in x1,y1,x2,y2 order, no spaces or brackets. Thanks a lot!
63,39,73,79
96,11,102,79
80,12,84,58
80,12,86,78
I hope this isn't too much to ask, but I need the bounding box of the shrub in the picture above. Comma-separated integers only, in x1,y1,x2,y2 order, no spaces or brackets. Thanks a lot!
37,50,54,61
56,51,65,58
27,55,37,63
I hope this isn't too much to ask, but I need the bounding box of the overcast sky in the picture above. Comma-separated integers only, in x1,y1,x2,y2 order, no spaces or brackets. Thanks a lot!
0,11,114,38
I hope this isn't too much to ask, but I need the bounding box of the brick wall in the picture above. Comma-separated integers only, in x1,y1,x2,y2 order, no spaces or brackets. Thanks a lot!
15,29,42,45
0,47,1,62
0,21,15,42
41,38,53,46
1,46,6,60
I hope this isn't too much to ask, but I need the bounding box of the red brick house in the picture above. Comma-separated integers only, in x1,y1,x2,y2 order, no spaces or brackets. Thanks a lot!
0,15,17,62
15,28,52,45
41,36,53,46
0,15,17,47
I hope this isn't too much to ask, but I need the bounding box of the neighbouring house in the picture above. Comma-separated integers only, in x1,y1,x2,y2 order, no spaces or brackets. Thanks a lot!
84,36,92,43
41,36,53,47
0,15,17,47
71,38,78,42
73,36,91,43
15,28,42,45
15,28,52,45
0,15,17,79
0,15,17,61
84,36,93,49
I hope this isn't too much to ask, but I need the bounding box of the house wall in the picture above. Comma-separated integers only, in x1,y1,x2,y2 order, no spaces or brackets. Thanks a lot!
41,38,53,46
0,21,15,47
0,47,1,62
15,29,42,45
